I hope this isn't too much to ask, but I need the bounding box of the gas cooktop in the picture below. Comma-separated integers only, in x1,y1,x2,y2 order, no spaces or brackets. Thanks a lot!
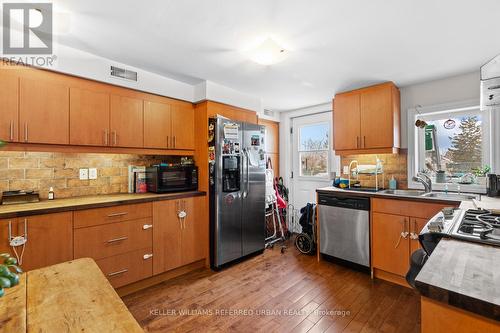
450,209,500,246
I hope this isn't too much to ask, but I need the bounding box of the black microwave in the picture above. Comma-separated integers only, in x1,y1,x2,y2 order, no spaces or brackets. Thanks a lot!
146,165,198,193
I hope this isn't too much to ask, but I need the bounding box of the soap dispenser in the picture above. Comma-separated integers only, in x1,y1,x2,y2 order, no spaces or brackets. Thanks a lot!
389,176,397,190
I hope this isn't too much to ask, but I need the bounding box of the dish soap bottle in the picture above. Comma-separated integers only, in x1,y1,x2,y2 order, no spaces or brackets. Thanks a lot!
389,176,397,190
48,187,55,200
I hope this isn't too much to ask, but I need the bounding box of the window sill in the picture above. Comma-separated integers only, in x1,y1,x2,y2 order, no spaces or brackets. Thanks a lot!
408,181,487,194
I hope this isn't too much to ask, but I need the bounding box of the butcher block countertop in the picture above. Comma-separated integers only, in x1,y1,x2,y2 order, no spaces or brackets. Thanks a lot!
415,238,500,321
0,191,206,219
0,258,143,333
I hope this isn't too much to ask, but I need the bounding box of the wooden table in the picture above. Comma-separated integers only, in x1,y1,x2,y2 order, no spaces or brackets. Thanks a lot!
0,258,143,332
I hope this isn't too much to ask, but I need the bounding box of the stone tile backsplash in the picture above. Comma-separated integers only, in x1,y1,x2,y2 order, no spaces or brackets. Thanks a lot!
0,151,170,199
340,152,408,189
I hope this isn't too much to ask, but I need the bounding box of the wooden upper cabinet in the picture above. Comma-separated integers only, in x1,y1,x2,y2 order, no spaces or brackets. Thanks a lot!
19,78,70,144
258,119,279,154
70,88,110,146
360,84,394,149
333,92,360,150
0,74,19,142
110,95,144,148
20,212,73,271
144,100,171,149
171,103,195,150
333,82,400,154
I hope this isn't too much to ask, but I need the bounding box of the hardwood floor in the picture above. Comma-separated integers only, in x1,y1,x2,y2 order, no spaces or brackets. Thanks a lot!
123,241,420,333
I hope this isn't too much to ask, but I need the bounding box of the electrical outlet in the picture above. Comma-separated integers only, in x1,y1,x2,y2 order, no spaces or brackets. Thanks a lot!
79,168,89,180
343,166,349,175
88,168,98,180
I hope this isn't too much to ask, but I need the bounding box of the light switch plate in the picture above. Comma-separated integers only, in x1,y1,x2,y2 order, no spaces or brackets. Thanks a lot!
343,166,349,175
88,168,98,180
79,168,89,180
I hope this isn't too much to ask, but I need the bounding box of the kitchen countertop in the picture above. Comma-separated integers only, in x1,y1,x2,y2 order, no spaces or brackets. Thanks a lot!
415,238,500,321
316,186,463,204
1,258,143,333
0,191,206,219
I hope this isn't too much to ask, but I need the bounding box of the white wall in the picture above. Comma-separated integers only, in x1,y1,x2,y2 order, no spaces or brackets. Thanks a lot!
400,71,480,148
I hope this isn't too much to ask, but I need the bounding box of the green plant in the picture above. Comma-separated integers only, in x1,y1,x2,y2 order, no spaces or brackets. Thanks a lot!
0,253,22,297
473,165,491,177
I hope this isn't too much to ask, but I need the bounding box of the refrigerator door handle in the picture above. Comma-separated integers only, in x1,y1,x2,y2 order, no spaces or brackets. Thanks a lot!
242,149,249,198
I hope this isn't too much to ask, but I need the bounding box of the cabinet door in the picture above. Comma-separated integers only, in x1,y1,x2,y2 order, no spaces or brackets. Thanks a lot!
181,197,205,265
171,103,195,150
360,85,393,149
110,95,144,148
20,78,70,144
21,212,73,271
372,212,409,277
0,218,18,255
333,92,360,150
410,218,428,254
70,88,110,146
152,200,182,275
143,100,171,149
0,74,19,142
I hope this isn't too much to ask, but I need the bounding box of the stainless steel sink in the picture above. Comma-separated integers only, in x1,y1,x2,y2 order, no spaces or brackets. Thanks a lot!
380,189,426,197
421,192,477,201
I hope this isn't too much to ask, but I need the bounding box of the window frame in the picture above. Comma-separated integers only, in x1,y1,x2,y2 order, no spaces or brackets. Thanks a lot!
297,121,330,179
407,99,493,194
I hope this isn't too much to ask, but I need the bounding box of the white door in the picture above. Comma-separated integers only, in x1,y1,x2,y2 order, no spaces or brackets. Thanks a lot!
290,112,338,215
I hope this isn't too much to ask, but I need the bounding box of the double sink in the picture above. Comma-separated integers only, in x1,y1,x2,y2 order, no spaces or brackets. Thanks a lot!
380,189,478,201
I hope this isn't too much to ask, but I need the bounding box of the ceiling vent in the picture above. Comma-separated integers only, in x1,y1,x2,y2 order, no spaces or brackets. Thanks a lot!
263,109,275,117
110,66,138,82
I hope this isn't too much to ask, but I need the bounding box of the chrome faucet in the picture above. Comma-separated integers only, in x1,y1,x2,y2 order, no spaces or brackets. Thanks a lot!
413,173,432,193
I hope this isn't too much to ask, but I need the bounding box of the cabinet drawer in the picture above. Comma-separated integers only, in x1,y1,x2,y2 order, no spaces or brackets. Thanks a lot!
372,198,454,219
74,218,152,260
96,248,153,288
74,203,152,228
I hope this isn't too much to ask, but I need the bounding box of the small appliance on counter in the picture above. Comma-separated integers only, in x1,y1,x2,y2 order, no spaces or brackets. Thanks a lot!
487,174,500,197
1,190,40,205
146,164,198,193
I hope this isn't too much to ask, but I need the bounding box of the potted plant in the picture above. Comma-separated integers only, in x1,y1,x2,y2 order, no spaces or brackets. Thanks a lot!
473,165,491,186
0,253,22,297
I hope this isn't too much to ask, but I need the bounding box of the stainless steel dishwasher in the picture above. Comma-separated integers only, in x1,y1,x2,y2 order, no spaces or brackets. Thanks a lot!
318,192,370,267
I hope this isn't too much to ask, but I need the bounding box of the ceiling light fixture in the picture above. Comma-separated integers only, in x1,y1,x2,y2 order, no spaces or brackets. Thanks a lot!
246,37,288,66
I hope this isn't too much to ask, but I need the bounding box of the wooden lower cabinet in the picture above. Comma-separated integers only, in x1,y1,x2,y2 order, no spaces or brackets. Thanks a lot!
153,196,205,275
372,212,410,277
371,198,458,286
0,213,73,271
74,218,153,260
96,248,153,288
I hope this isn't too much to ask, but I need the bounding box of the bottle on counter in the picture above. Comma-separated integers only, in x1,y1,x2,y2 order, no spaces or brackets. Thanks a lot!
389,176,397,190
48,187,55,200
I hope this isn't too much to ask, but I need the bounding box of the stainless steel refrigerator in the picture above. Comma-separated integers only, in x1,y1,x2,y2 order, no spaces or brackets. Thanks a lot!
209,116,266,269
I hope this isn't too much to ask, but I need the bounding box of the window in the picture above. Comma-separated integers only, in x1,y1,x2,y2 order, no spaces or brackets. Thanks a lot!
409,101,492,190
298,123,329,177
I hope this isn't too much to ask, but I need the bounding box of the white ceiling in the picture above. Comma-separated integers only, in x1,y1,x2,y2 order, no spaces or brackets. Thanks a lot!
54,0,500,111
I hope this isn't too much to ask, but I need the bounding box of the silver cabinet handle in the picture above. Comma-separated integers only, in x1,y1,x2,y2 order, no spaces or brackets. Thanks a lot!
356,136,360,148
142,224,153,230
24,123,28,142
107,212,128,217
143,254,153,260
107,236,128,243
363,136,366,148
166,136,169,148
9,121,13,141
112,130,117,145
173,136,176,148
104,129,109,145
108,269,128,277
